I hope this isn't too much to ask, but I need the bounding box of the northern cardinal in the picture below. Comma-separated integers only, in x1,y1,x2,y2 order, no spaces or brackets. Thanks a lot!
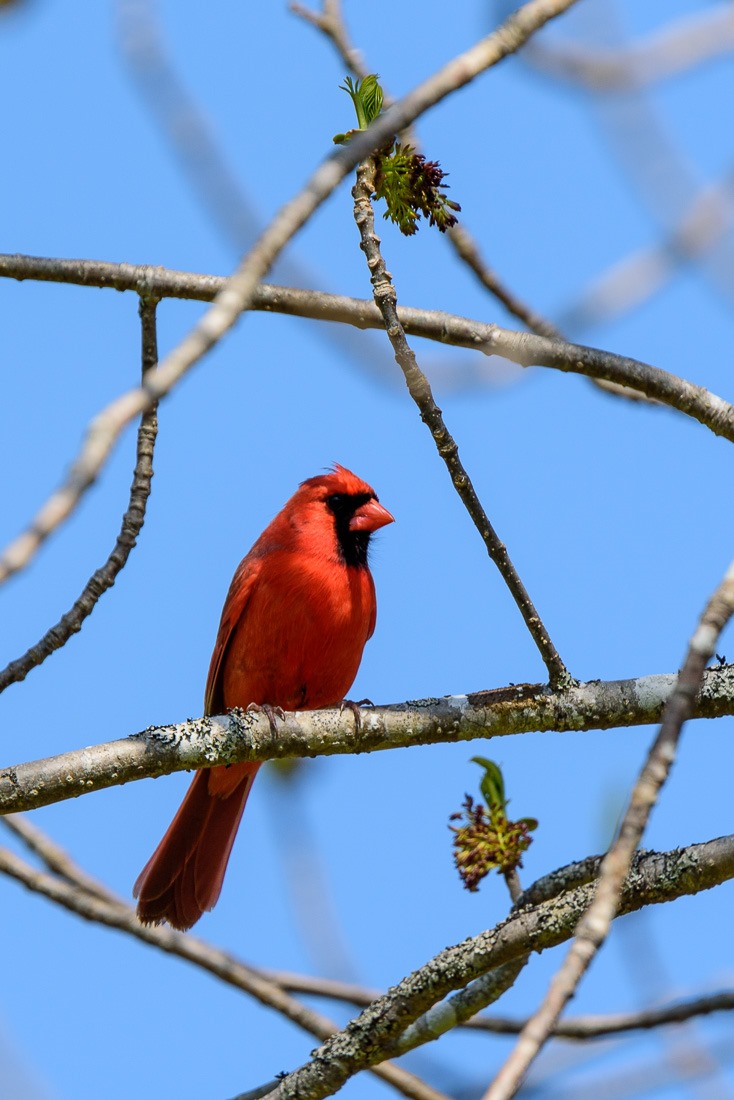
134,465,393,930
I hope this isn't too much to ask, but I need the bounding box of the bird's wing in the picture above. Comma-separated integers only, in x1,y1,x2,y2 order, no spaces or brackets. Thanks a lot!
204,553,262,716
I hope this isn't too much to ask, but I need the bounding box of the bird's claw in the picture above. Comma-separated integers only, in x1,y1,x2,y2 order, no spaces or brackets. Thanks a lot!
339,698,372,734
246,702,286,736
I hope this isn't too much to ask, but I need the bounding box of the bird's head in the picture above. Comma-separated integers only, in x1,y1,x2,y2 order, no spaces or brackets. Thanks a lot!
297,464,394,567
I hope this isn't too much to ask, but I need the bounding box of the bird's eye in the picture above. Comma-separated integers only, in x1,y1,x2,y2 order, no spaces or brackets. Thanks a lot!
326,492,373,520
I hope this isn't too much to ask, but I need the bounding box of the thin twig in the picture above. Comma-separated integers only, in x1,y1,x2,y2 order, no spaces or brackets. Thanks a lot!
443,224,651,402
3,812,117,901
560,166,734,331
5,666,734,814
531,5,734,325
528,4,734,89
0,297,159,693
503,992,734,1041
117,0,262,250
290,3,565,349
483,556,734,1099
4,253,734,439
351,160,570,688
0,0,583,588
289,0,366,80
292,0,577,390
445,223,562,339
228,967,734,1040
502,868,524,905
0,830,448,1100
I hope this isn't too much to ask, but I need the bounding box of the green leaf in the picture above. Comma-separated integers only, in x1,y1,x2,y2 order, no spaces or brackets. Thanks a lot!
470,756,506,812
339,74,383,131
359,74,383,125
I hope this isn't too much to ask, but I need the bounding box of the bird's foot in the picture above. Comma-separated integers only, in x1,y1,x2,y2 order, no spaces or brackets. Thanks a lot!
339,697,373,734
246,702,286,737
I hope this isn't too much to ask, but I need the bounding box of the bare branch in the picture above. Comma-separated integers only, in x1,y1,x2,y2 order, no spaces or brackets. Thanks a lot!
0,0,582,588
288,6,569,370
534,6,734,326
528,5,734,90
351,161,571,688
0,296,159,693
117,0,264,251
116,0,419,395
3,812,118,901
3,811,733,1097
3,253,733,441
445,222,561,339
561,166,734,332
484,557,734,1098
0,827,449,1100
8,810,732,1057
259,835,734,1100
3,667,734,815
271,965,734,1042
445,225,646,403
289,0,367,80
469,991,734,1041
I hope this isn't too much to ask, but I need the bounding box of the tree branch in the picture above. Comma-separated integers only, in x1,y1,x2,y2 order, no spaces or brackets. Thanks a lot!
528,5,734,90
0,819,449,1100
3,252,733,440
2,667,734,815
351,161,571,688
289,0,367,82
484,555,734,1098
3,811,732,1096
264,965,734,1042
0,0,582,589
560,164,734,332
259,834,734,1100
468,991,734,1041
289,3,564,354
0,296,159,693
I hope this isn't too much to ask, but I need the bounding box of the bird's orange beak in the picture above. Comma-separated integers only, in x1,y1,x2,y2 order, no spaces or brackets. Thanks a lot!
349,498,395,533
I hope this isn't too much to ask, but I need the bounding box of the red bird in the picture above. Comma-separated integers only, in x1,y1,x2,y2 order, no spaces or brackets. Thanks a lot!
134,465,393,930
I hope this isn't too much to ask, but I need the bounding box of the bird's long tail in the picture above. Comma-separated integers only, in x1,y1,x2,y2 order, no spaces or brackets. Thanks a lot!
134,762,260,931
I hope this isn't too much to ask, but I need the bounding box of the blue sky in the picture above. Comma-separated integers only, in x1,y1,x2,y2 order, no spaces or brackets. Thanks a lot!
1,2,734,1098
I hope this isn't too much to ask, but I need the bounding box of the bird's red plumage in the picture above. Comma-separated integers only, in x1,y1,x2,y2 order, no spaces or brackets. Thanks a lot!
134,466,393,930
